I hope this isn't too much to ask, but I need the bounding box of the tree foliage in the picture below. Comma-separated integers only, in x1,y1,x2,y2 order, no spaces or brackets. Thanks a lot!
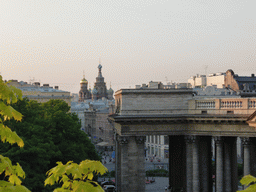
0,77,30,191
239,174,256,192
1,98,101,191
45,160,107,192
0,77,23,147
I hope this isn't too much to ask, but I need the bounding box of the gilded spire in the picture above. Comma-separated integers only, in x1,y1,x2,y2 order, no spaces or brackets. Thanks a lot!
80,70,88,84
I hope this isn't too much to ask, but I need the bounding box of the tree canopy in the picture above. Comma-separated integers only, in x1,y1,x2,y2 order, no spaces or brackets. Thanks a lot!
0,98,101,192
0,77,30,191
240,174,256,192
45,160,107,192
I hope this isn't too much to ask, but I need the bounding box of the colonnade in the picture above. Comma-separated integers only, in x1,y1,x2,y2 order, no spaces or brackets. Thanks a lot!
115,135,256,192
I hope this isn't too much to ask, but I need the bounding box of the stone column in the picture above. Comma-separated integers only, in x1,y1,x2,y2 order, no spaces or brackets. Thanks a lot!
242,137,251,177
116,135,145,192
185,136,193,192
215,136,224,192
115,134,121,192
133,136,146,192
192,136,200,192
117,136,129,192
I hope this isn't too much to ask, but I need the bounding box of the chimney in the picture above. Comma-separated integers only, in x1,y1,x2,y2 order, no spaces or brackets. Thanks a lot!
54,86,59,90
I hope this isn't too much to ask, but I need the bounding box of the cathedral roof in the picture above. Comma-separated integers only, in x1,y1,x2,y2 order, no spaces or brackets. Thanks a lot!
92,88,98,94
108,87,114,94
80,78,88,84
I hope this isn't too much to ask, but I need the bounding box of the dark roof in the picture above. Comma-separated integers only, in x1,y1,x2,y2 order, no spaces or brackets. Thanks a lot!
234,76,256,82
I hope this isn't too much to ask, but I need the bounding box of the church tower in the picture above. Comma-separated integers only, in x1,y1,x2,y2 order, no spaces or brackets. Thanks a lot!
79,74,91,102
93,62,108,100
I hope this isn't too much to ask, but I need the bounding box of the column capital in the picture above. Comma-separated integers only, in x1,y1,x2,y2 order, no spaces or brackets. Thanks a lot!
117,136,129,144
135,136,146,144
214,136,223,144
185,135,196,143
241,137,251,145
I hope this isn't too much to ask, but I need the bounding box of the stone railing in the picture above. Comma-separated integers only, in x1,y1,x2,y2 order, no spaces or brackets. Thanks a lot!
196,100,215,109
249,100,256,109
220,100,243,109
189,98,256,115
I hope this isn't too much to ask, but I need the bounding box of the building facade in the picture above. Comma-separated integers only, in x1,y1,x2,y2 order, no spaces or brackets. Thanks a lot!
7,80,72,105
225,69,256,96
71,63,115,150
93,64,108,100
79,76,92,102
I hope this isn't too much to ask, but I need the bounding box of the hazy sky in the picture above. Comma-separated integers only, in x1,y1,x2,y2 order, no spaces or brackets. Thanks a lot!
1,0,256,93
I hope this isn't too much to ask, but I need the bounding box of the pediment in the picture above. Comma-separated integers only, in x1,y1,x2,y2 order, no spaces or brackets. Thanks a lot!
247,111,256,128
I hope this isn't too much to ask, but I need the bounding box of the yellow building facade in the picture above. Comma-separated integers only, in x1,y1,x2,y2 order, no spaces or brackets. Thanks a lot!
7,80,72,106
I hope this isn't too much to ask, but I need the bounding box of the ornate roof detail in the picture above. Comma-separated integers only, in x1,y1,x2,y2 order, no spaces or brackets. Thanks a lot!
80,78,88,84
92,88,98,95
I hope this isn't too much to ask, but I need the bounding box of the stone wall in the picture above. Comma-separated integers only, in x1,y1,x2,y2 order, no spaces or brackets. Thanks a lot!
115,89,194,116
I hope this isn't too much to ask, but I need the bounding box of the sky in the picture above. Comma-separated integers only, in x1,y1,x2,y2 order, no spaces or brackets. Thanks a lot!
1,0,256,93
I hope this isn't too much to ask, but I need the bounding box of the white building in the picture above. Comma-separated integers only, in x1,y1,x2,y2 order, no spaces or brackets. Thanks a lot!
188,72,225,88
207,72,225,88
145,135,169,160
188,74,207,88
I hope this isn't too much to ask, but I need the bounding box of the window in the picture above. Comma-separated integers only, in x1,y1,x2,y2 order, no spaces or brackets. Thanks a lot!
201,111,207,114
227,111,234,114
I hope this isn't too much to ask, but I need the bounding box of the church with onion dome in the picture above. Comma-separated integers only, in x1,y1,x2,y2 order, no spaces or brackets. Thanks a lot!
72,62,115,152
78,62,114,102
79,76,92,102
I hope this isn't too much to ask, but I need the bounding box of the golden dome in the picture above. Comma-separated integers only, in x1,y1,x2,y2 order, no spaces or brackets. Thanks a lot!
80,78,88,84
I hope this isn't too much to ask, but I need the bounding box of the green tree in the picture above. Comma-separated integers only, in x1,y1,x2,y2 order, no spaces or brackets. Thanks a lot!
1,98,101,191
239,174,256,191
45,160,107,192
0,77,30,191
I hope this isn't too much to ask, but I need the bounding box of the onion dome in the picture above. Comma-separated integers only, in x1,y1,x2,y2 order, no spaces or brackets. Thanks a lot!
107,87,114,95
80,78,88,84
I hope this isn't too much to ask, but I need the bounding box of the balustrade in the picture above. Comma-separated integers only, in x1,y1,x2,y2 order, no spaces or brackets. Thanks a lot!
221,101,242,109
196,101,215,109
249,100,256,108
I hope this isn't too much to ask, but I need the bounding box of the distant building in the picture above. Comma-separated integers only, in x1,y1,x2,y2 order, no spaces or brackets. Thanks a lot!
71,98,115,150
93,63,108,100
188,74,207,88
225,69,256,97
193,86,240,98
207,72,225,88
7,80,72,105
71,63,115,151
189,69,256,95
79,76,92,102
135,81,190,90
